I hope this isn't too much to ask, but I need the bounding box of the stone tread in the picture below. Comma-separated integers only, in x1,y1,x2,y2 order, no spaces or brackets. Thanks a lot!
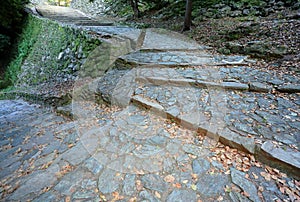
1,99,298,201
2,5,300,201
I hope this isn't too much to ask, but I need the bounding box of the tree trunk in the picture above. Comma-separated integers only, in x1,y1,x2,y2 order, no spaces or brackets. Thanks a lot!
129,0,140,18
182,0,192,32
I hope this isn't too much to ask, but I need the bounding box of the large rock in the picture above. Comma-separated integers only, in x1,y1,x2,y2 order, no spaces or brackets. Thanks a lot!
98,169,123,194
196,173,229,197
166,189,197,202
218,128,256,154
277,84,300,93
230,168,260,202
141,174,168,193
258,141,300,179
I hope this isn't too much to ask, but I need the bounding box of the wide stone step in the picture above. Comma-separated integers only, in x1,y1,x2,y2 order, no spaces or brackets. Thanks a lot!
130,91,300,179
93,66,300,178
116,51,251,68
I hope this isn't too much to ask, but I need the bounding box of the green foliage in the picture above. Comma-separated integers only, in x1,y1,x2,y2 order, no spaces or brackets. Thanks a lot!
1,16,41,88
0,34,11,53
0,0,29,29
1,15,100,89
103,0,173,17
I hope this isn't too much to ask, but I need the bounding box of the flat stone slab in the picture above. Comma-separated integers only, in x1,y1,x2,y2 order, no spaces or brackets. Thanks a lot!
35,5,114,26
260,141,300,177
117,50,216,67
36,5,89,18
142,28,205,50
82,26,142,48
277,84,300,93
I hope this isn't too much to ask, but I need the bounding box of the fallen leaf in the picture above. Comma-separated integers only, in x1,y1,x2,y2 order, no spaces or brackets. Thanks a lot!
191,173,198,179
260,172,271,181
252,172,259,179
112,192,124,202
129,197,137,202
100,194,107,201
155,191,161,199
65,196,71,202
164,175,175,183
271,174,278,180
136,180,143,191
190,184,197,191
173,183,181,188
217,196,223,201
243,191,250,198
279,186,285,194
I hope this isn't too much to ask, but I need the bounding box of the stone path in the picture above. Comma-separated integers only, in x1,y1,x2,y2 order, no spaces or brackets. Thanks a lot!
1,5,300,201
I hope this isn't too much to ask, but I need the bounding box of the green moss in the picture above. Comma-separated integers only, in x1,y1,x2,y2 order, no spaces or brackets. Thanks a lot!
1,15,101,90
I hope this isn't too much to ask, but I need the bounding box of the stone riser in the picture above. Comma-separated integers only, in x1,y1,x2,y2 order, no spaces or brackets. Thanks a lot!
131,94,300,180
135,76,300,94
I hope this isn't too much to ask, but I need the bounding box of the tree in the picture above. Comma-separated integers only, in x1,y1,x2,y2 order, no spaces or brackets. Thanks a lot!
182,0,192,32
129,0,140,18
0,0,29,54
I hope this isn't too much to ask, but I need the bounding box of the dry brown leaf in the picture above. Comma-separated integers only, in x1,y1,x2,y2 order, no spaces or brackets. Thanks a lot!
273,168,280,174
279,172,287,178
258,186,264,192
265,166,274,174
136,180,143,191
65,196,71,202
112,191,124,201
271,174,278,180
243,191,250,198
173,183,182,188
279,186,285,194
260,172,271,181
155,191,161,199
249,155,256,162
278,179,286,185
191,173,198,179
252,172,259,179
182,180,188,184
254,162,262,167
100,194,107,201
164,175,175,183
129,197,137,202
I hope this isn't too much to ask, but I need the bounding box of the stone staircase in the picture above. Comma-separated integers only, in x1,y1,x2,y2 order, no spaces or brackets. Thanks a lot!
1,5,299,201
34,4,299,179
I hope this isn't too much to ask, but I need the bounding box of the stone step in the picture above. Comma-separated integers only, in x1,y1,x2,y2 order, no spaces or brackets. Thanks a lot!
130,92,300,179
82,26,142,49
116,51,252,68
81,65,299,179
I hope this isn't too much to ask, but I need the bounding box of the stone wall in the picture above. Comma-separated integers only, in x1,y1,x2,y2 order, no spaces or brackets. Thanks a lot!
197,0,299,19
70,0,105,17
11,15,101,91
